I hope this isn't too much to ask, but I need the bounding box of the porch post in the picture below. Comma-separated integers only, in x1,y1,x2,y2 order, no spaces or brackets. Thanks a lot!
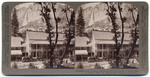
36,44,37,58
102,44,103,58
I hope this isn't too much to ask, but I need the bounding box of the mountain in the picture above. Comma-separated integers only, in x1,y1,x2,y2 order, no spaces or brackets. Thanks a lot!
78,3,136,33
14,3,73,33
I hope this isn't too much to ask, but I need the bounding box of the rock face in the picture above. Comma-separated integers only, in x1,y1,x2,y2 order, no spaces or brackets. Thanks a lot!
13,2,137,33
13,3,73,33
76,3,137,33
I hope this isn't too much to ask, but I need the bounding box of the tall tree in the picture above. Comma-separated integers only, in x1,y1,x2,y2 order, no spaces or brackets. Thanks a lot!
76,7,85,36
125,7,139,66
59,5,75,66
11,8,19,37
105,2,126,68
38,2,60,68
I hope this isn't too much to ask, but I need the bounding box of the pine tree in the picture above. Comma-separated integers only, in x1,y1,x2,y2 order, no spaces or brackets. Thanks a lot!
76,7,85,36
11,8,19,37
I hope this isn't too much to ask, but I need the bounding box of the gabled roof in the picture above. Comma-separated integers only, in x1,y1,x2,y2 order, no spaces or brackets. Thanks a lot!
92,31,131,41
27,31,65,41
11,37,23,47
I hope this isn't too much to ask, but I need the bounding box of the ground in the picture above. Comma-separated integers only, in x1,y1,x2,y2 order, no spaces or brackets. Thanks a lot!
11,61,45,69
75,60,139,69
11,61,74,69
75,61,111,69
11,59,138,69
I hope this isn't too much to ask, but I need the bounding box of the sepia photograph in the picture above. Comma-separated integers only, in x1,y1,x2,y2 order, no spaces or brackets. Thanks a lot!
2,1,148,75
11,2,75,69
10,2,139,70
75,2,139,69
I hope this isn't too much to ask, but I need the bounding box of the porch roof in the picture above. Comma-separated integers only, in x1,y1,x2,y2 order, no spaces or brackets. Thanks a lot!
29,40,64,44
93,31,131,41
11,50,22,55
75,50,88,55
27,31,66,41
96,40,130,44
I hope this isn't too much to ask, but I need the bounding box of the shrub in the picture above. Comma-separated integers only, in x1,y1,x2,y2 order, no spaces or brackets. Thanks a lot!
94,63,103,69
42,60,50,69
29,63,36,69
76,62,84,69
12,62,18,69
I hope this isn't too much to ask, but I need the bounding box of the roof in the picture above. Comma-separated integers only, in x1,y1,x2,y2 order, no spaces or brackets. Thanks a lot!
75,37,90,47
11,50,22,55
96,40,130,44
29,40,65,44
11,37,23,47
92,31,131,41
75,50,88,55
27,31,65,41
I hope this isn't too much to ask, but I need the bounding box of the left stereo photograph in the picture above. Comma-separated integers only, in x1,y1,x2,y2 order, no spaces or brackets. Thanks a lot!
10,2,75,69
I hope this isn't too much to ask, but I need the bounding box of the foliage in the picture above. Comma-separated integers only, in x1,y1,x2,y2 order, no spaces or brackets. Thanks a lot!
29,63,37,69
76,62,84,69
11,8,19,37
12,62,18,69
76,7,86,36
125,6,139,66
42,60,50,69
38,2,60,68
59,5,75,66
94,63,103,69
105,2,126,68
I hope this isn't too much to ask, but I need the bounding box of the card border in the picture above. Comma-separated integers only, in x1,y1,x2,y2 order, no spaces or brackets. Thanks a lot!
2,2,148,75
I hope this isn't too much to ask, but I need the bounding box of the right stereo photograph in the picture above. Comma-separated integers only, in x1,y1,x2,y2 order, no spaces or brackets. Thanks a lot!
75,2,139,69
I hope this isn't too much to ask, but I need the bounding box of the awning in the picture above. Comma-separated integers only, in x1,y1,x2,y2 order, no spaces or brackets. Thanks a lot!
11,50,22,55
76,45,92,47
30,41,49,44
75,50,88,55
30,40,64,44
96,40,130,44
11,45,25,47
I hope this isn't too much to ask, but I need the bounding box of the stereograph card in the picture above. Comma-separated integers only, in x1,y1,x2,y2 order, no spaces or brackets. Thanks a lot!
2,2,148,75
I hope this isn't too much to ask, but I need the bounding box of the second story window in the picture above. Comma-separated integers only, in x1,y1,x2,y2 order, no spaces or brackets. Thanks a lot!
76,47,87,50
97,44,102,49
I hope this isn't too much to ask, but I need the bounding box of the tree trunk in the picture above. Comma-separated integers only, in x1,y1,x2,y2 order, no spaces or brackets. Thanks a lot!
49,56,54,68
49,47,55,68
58,39,71,67
125,10,139,67
125,38,137,67
115,48,120,68
115,56,119,68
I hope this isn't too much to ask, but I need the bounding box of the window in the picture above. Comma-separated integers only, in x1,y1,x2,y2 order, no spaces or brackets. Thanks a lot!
76,47,86,50
97,44,102,49
81,47,86,50
11,47,21,50
103,44,107,49
98,52,102,57
37,44,41,49
76,47,80,50
103,51,107,57
31,52,36,57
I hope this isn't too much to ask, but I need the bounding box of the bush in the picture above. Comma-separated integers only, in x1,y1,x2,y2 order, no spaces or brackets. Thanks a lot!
94,63,103,69
42,60,50,69
29,63,36,69
12,62,18,69
76,62,84,69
